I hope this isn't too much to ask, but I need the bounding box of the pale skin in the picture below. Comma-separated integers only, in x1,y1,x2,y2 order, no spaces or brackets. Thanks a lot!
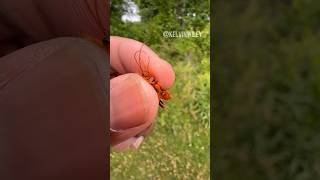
0,0,175,151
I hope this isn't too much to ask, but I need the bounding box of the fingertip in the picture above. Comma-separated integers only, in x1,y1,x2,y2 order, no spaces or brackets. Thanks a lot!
152,58,175,89
110,73,159,130
110,36,175,89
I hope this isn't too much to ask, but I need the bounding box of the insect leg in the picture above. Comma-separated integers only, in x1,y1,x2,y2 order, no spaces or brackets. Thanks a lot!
159,100,165,108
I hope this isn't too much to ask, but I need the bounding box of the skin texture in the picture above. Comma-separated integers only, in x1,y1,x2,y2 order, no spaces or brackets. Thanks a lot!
109,36,175,150
0,0,175,177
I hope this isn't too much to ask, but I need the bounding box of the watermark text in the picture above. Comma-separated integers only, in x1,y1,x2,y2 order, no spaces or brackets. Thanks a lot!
163,31,202,38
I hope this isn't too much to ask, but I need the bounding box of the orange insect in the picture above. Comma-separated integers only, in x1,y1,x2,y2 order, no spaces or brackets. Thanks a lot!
133,44,171,108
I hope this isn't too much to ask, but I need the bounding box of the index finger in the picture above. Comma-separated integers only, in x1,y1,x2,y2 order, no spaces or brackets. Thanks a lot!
110,36,175,89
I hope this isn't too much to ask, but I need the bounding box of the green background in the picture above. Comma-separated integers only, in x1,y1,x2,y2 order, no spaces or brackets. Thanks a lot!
214,0,320,180
110,0,210,179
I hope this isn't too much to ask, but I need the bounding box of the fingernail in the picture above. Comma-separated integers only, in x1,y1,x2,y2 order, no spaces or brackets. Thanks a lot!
112,138,134,151
130,136,144,149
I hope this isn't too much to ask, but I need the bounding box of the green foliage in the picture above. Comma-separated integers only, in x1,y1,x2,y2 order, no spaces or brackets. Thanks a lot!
110,0,210,179
214,0,320,179
110,0,209,45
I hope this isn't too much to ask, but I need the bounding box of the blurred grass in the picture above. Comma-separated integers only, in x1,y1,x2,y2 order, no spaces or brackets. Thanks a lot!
213,1,320,179
110,45,210,179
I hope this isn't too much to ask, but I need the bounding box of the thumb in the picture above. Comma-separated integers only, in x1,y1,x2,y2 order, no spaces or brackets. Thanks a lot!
110,73,159,146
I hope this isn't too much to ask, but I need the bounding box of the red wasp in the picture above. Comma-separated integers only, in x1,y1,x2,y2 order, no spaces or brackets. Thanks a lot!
133,44,171,108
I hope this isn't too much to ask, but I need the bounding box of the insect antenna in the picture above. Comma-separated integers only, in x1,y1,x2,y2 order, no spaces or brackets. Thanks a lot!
137,43,151,75
134,51,144,75
145,55,151,76
133,43,152,76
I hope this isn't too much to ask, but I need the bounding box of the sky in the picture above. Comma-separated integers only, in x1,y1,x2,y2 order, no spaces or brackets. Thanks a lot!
121,0,141,22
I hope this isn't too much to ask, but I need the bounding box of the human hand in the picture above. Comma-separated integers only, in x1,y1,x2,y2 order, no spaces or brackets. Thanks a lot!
109,36,175,150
